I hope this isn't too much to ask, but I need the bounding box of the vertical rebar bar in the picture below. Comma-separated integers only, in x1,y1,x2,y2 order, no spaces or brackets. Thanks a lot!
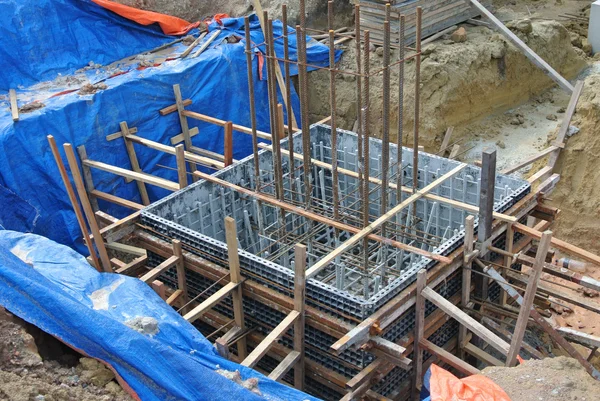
380,8,391,283
328,2,339,224
362,29,371,298
355,5,363,215
244,17,260,191
412,7,422,193
281,5,296,185
396,14,406,203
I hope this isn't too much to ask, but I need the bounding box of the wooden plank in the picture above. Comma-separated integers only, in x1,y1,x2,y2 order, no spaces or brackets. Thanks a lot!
413,269,427,392
331,318,378,354
268,350,301,381
240,310,300,368
47,136,100,270
501,146,559,175
116,254,148,275
193,169,453,264
481,317,545,359
224,121,233,167
175,144,188,189
513,222,600,266
464,342,504,366
106,127,138,141
140,255,179,283
225,217,247,360
120,121,150,205
527,165,552,184
76,146,100,212
63,144,112,272
305,164,467,278
261,143,516,223
547,80,584,168
459,215,475,358
191,29,221,58
180,32,207,58
126,133,225,169
170,126,199,145
485,266,600,378
183,281,240,323
166,289,183,305
83,159,180,191
173,84,198,180
422,286,510,354
172,239,189,313
9,89,18,122
469,0,573,93
183,110,272,141
90,190,144,210
439,126,454,155
152,280,166,299
419,339,480,376
93,211,140,243
105,242,147,257
159,99,192,116
294,243,307,390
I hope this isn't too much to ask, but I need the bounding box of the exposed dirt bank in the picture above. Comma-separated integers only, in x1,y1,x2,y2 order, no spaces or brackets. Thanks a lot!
308,19,587,150
546,72,600,255
0,308,132,401
482,356,600,401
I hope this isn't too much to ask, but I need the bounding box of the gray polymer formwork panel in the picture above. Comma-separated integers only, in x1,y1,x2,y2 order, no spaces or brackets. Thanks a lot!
141,123,530,321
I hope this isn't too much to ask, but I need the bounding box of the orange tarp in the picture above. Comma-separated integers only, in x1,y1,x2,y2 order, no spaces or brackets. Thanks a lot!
429,364,511,401
91,0,199,35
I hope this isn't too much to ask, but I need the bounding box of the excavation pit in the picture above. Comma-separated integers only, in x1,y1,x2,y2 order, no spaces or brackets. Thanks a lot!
141,124,530,321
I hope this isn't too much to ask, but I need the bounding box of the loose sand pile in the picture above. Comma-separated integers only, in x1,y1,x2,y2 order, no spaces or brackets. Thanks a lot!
482,356,600,401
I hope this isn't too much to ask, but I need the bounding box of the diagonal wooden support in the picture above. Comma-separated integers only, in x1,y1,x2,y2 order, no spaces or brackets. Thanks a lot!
241,310,300,368
419,338,480,376
268,350,301,381
305,164,467,278
140,255,179,283
183,281,241,324
421,286,510,355
173,84,198,181
506,230,552,366
119,121,150,205
485,265,600,379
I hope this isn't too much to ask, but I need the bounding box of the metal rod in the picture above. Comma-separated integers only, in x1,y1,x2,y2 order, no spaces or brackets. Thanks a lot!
396,14,406,206
412,7,422,193
380,8,391,283
281,4,296,186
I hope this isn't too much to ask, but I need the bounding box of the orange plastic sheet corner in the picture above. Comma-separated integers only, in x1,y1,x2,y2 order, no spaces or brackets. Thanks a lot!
429,364,512,401
91,0,200,35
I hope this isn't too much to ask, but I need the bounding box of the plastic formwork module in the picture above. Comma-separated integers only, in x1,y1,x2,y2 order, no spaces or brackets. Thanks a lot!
141,123,530,322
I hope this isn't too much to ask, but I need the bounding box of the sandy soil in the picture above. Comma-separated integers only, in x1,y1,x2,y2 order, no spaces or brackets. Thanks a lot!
0,308,132,401
482,356,600,401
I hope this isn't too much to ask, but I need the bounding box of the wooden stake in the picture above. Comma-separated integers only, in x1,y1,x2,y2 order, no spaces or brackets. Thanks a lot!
224,121,233,167
459,215,474,359
63,144,112,272
506,230,552,366
175,144,188,189
225,217,248,360
173,84,198,181
172,239,189,313
294,243,307,390
47,136,100,270
413,269,426,393
76,145,100,212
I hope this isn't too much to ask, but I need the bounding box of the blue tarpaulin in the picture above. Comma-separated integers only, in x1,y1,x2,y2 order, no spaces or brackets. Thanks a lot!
0,230,320,401
0,0,341,254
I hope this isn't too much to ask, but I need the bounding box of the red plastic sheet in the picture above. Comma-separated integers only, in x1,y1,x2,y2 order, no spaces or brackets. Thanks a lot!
91,0,199,35
429,364,511,401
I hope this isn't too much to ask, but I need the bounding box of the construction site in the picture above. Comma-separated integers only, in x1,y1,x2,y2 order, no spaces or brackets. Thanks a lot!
2,0,600,400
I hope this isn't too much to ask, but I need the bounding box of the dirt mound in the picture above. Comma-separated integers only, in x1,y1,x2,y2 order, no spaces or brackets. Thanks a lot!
547,72,600,255
0,308,132,401
308,20,587,150
482,356,600,401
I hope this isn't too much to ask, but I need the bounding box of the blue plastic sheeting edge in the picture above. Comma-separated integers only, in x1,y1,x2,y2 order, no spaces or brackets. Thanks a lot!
0,230,321,401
